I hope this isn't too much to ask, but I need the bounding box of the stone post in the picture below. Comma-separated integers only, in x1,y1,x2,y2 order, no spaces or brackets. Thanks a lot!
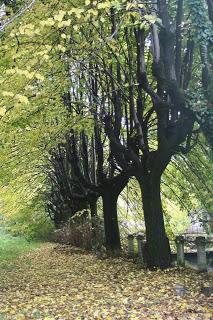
136,234,144,265
195,236,207,272
127,234,135,257
175,235,185,267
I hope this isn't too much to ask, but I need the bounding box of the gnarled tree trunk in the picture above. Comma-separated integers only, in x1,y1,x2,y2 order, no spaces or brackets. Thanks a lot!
139,174,171,269
89,199,97,218
101,173,129,254
89,197,100,249
102,189,121,254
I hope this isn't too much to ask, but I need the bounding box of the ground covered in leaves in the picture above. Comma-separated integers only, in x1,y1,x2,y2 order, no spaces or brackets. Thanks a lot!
0,244,212,320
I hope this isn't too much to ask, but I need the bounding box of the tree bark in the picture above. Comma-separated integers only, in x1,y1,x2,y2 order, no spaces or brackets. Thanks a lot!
89,199,97,218
139,175,171,269
89,198,99,249
102,189,121,254
207,0,213,25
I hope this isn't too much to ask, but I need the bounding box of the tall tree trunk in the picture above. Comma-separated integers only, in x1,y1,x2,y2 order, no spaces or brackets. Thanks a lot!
89,199,97,218
102,189,121,254
89,198,99,249
139,175,171,269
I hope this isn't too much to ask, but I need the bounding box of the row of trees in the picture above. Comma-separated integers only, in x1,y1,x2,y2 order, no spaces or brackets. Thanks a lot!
0,0,212,268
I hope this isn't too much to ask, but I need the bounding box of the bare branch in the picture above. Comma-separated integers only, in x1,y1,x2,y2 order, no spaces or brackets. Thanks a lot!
0,0,36,32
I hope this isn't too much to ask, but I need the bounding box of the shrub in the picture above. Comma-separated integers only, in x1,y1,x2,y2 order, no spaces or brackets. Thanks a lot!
52,216,105,251
52,220,93,250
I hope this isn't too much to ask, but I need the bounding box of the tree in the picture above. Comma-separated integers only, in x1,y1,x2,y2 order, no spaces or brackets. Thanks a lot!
84,0,211,268
46,143,89,228
65,125,129,253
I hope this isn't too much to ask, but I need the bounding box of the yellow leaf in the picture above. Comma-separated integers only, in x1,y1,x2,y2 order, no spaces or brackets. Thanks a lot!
35,73,45,81
15,94,29,104
54,11,66,22
2,91,14,97
57,45,66,53
97,2,111,9
0,106,6,116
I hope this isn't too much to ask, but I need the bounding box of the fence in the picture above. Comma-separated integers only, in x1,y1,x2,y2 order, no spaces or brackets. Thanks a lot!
127,234,213,272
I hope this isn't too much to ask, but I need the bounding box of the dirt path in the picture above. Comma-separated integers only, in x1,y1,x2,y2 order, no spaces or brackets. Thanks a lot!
0,244,212,320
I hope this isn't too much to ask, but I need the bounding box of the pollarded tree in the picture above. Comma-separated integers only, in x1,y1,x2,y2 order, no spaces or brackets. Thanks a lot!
43,0,212,266
77,0,212,268
103,0,212,268
63,99,129,253
64,0,189,268
46,143,89,228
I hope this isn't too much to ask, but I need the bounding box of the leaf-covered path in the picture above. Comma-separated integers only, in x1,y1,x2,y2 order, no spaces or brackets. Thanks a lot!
0,244,212,320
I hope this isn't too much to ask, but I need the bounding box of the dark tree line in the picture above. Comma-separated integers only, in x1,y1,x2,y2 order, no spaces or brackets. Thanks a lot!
46,0,213,269
46,103,129,254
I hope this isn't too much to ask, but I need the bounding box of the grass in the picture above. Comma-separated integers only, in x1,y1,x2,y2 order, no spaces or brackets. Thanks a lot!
0,228,41,262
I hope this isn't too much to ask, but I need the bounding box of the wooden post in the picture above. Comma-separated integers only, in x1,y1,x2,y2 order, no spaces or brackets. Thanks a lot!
136,234,144,265
195,236,207,272
127,234,135,257
175,235,185,267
